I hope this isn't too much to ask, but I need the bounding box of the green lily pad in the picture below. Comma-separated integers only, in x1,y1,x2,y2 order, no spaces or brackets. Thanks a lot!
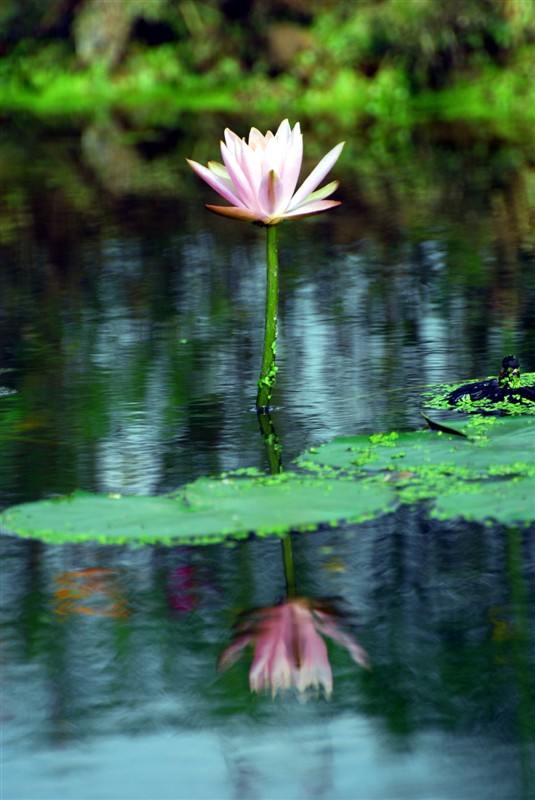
431,477,535,525
296,415,535,525
3,416,533,545
297,416,535,476
1,473,397,546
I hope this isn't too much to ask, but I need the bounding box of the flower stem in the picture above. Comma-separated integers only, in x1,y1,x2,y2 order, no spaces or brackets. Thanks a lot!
257,410,283,475
256,225,279,411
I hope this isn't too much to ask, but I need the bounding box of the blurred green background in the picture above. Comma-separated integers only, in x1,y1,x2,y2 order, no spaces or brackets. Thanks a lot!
1,0,534,134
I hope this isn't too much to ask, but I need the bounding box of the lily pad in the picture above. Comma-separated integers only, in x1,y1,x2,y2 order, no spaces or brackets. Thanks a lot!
1,473,397,546
3,416,533,545
297,416,534,476
296,415,535,525
431,477,535,525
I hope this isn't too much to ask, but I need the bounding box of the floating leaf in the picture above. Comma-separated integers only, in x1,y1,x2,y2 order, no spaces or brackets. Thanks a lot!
296,415,535,525
1,474,397,546
297,416,534,476
431,477,535,524
3,416,533,545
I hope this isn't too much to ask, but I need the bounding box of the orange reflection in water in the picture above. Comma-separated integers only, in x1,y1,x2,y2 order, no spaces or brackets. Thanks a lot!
53,568,130,618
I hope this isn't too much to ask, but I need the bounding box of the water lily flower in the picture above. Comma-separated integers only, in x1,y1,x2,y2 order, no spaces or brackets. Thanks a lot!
219,597,369,698
187,119,344,225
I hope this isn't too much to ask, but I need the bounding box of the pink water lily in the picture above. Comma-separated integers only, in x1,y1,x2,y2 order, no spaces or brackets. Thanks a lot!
187,120,344,225
219,598,369,698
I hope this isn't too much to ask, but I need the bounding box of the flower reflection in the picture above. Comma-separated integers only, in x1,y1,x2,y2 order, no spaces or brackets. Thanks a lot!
53,568,129,618
168,565,197,614
219,597,369,698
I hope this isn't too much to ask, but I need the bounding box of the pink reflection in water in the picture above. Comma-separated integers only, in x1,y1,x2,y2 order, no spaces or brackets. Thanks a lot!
220,597,369,698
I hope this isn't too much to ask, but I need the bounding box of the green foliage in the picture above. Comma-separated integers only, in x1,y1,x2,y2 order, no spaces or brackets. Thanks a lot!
0,0,534,133
310,0,535,90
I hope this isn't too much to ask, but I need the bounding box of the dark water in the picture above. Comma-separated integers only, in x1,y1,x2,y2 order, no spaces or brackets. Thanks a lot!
1,116,534,799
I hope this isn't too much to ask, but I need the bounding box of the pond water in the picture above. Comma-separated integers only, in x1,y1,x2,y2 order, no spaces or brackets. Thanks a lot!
1,115,534,800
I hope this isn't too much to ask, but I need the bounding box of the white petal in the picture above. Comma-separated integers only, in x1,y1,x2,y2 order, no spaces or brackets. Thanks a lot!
280,199,341,219
248,127,267,150
262,135,283,177
220,141,257,208
278,125,303,211
274,119,291,148
186,158,243,206
288,142,344,211
258,169,284,217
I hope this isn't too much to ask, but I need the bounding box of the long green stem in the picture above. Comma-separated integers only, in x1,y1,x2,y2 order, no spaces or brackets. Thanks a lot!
256,224,279,411
257,410,282,474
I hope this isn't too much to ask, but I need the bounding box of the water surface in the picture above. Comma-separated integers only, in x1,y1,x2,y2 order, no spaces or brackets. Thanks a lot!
1,116,534,799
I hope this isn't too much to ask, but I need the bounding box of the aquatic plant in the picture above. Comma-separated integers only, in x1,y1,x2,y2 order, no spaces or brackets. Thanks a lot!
186,120,343,224
187,119,343,409
3,412,533,547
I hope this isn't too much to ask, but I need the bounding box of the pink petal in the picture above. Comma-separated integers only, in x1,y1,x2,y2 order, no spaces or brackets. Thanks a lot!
288,141,345,211
236,143,263,207
223,127,243,159
296,635,333,697
218,632,253,669
293,605,333,696
186,158,243,207
278,124,303,210
205,205,262,222
249,606,294,694
315,613,370,669
220,142,257,208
